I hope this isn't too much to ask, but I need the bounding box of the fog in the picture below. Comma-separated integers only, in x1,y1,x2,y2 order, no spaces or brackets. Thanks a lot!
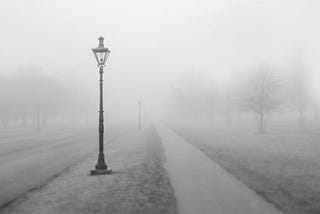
1,0,320,125
4,1,320,213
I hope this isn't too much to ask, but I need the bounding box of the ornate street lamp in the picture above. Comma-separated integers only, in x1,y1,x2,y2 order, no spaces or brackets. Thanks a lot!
90,36,112,175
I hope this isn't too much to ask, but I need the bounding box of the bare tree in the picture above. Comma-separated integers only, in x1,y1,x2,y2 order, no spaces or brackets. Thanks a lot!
0,76,12,127
242,64,281,134
0,65,69,128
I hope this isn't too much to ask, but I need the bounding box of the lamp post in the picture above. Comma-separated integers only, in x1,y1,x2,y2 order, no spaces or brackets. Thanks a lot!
90,36,112,175
138,100,141,129
36,102,40,131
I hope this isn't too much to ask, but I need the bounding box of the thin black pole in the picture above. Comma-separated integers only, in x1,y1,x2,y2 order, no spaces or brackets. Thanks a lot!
36,102,40,131
138,100,141,129
95,66,107,170
226,89,231,127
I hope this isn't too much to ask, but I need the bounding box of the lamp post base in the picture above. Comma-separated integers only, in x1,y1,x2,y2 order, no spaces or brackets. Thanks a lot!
90,166,112,175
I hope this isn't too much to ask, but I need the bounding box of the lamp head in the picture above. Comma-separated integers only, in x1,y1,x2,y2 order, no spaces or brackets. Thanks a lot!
92,36,110,66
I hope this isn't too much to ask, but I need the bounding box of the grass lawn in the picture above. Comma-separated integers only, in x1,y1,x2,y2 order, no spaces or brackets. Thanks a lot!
168,120,320,214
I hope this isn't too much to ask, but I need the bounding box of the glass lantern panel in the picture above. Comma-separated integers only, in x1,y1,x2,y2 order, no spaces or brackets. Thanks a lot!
97,52,106,65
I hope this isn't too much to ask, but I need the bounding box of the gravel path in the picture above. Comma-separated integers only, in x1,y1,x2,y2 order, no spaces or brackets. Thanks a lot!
2,126,177,214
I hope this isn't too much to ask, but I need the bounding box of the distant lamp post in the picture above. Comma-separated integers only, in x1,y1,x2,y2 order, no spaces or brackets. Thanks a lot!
90,36,112,175
36,102,40,131
138,101,141,129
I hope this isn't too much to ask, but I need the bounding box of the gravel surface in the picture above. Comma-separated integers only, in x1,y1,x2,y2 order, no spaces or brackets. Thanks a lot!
2,125,177,214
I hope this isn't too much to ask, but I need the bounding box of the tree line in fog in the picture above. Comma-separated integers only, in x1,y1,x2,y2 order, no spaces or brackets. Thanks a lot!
171,60,319,133
0,65,93,128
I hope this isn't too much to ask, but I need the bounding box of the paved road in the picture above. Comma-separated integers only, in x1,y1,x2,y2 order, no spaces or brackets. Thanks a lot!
0,124,132,207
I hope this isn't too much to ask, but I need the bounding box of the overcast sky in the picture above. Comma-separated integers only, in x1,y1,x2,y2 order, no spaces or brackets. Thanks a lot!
1,0,320,119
